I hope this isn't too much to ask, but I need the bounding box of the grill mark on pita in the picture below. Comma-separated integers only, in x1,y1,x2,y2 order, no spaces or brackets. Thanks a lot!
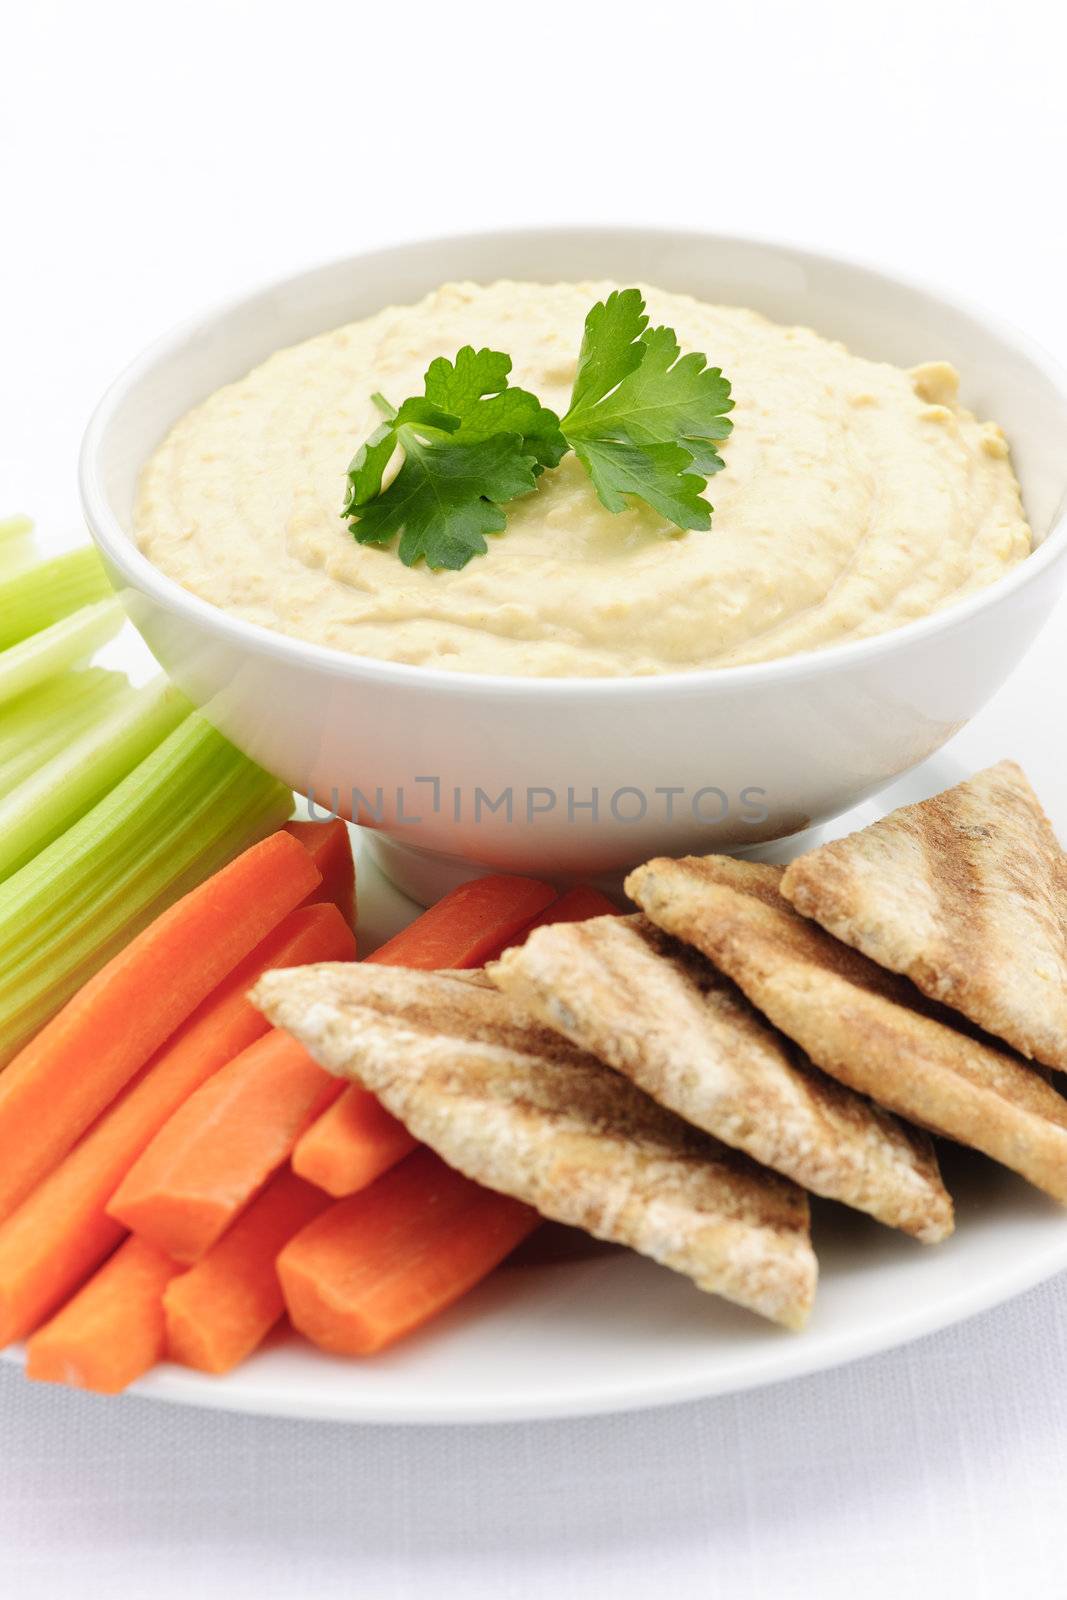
628,853,1067,1204
781,761,1067,1068
489,912,954,1241
911,781,990,1008
252,961,818,1329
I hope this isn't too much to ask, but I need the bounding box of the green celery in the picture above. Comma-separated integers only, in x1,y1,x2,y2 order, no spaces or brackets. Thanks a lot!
0,669,131,798
0,515,35,577
0,514,33,542
0,598,124,707
0,713,293,1066
0,677,191,881
0,547,114,651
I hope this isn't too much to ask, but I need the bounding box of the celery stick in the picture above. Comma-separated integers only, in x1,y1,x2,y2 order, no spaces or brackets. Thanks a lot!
0,547,114,651
0,677,190,881
0,550,36,581
0,515,33,544
0,714,292,1066
0,669,130,798
0,548,35,579
0,598,124,706
0,518,34,569
0,515,35,577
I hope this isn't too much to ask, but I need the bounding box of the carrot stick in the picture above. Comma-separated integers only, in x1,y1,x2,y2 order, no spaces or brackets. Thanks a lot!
285,819,355,929
290,881,613,1199
164,1169,330,1373
109,1030,342,1262
25,1236,179,1394
0,902,355,1346
292,874,555,1198
290,1084,416,1199
0,830,320,1223
514,884,620,937
278,1148,539,1356
367,873,555,970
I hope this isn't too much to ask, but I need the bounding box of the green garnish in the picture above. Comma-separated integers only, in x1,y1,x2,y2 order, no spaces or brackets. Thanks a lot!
343,347,565,571
559,289,734,529
343,290,733,568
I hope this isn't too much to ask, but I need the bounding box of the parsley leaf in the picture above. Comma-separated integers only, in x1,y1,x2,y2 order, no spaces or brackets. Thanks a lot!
561,291,734,530
567,438,716,527
341,293,735,566
343,395,456,509
343,347,564,570
351,431,538,570
566,288,650,412
423,347,567,470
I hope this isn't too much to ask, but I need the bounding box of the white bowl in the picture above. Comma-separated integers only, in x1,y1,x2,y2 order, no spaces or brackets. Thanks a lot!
80,228,1067,899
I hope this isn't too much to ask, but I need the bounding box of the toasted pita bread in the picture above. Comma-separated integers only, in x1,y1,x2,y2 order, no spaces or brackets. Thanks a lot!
781,762,1067,1070
627,855,1067,1204
252,962,816,1329
489,914,952,1242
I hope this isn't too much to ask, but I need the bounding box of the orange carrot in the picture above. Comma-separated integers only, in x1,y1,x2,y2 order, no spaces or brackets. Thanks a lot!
109,1030,342,1262
0,830,320,1224
514,884,620,937
25,1236,179,1394
367,873,555,970
164,1169,330,1373
285,818,355,929
294,885,622,1200
292,874,555,1198
290,1084,416,1199
278,1148,538,1356
0,902,355,1346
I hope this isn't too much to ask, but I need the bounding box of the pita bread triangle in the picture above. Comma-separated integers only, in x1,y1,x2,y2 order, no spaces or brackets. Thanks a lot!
627,853,1067,1205
253,962,817,1329
489,913,952,1242
780,760,1067,1070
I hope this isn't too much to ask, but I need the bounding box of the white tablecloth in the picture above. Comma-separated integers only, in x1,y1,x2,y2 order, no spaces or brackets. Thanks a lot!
4,1274,1066,1600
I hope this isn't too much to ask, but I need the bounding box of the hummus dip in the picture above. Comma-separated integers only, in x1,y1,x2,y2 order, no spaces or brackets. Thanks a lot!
134,280,1031,677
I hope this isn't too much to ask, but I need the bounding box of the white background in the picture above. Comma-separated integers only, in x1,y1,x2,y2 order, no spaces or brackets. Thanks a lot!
3,1,1067,1595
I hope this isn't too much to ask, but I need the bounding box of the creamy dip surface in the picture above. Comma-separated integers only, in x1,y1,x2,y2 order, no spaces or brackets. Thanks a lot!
135,280,1032,677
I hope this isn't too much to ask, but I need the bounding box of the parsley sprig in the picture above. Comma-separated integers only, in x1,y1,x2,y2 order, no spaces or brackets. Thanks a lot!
560,289,733,530
342,348,565,571
343,290,733,569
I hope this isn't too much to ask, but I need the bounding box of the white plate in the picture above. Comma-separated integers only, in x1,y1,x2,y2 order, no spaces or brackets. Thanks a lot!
5,677,1067,1423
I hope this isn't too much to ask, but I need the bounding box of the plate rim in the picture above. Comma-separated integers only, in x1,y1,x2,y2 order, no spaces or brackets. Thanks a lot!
6,1226,1067,1424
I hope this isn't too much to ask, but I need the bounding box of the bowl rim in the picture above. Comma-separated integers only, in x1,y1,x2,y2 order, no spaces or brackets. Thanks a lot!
80,223,1067,700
